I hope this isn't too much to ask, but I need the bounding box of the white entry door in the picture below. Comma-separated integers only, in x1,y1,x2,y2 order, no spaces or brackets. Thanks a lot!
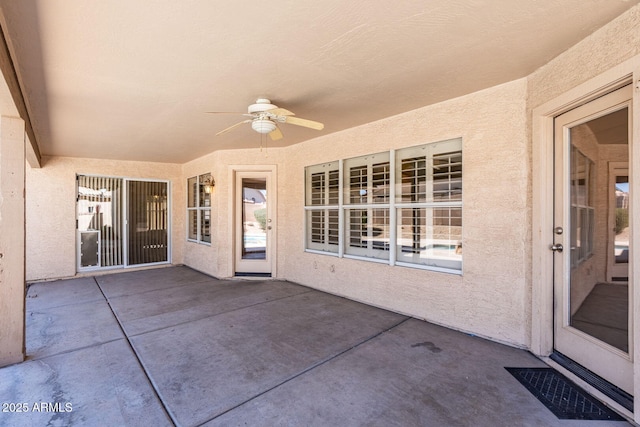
552,85,633,394
234,170,275,276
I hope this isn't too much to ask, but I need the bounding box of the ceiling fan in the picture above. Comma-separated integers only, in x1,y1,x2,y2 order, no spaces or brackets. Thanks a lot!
208,98,324,141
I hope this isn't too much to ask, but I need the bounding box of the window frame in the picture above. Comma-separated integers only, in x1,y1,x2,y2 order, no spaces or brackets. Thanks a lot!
187,173,213,245
304,162,340,255
343,151,391,261
304,138,463,275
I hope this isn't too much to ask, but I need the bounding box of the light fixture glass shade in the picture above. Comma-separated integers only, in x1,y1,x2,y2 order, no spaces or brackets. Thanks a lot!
251,119,276,134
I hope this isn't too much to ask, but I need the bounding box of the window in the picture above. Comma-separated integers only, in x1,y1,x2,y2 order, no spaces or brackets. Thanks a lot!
304,138,462,273
395,139,462,270
344,152,390,260
187,173,212,244
305,162,339,253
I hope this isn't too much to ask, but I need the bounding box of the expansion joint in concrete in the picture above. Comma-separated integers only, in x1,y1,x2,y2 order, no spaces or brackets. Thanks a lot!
93,277,178,427
200,316,411,425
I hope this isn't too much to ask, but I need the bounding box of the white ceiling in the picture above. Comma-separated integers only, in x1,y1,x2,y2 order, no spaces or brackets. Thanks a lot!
0,0,638,163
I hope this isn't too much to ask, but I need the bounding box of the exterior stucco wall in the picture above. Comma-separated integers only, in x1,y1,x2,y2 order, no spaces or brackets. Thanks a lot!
181,80,531,347
182,148,288,279
528,4,640,111
26,156,184,281
283,80,530,347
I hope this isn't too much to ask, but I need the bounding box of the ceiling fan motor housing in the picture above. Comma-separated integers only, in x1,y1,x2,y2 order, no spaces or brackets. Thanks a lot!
248,98,277,114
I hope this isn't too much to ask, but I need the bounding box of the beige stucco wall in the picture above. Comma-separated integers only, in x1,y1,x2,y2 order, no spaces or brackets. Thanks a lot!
528,5,640,110
181,79,531,347
26,156,184,281
284,79,530,347
182,148,288,278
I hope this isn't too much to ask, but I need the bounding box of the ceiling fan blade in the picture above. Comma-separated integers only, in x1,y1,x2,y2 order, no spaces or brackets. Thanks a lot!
284,116,324,130
269,125,283,141
206,112,254,118
215,120,251,136
268,108,294,116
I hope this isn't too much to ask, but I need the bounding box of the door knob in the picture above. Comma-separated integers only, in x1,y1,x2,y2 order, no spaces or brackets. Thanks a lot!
550,244,563,253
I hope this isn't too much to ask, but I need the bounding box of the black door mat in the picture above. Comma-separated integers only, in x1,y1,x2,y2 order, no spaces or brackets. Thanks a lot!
506,367,624,421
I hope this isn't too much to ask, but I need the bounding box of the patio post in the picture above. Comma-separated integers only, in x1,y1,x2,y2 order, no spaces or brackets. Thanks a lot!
0,115,25,367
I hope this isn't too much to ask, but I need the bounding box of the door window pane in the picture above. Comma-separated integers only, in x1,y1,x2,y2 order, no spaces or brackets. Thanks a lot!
242,178,267,260
568,107,629,353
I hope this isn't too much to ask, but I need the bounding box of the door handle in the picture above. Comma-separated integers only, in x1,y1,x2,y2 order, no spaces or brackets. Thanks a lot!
550,244,563,253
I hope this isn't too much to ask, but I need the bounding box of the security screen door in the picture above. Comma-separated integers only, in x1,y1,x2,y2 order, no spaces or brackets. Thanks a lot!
552,85,633,394
77,176,169,270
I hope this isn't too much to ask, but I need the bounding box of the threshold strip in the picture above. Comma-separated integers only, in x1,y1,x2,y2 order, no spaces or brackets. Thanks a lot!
550,351,633,412
201,316,411,425
93,277,178,427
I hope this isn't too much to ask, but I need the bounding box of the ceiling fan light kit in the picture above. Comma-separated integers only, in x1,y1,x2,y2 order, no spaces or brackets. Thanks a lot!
251,119,277,134
209,98,324,141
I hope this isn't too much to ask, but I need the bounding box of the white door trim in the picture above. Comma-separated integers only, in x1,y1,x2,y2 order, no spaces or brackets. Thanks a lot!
532,55,640,419
227,165,277,277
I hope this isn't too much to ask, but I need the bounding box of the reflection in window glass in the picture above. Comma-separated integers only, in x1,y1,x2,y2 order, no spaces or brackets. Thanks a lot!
569,146,594,267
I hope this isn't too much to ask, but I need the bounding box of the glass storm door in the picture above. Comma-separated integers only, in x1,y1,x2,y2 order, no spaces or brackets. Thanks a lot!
235,171,274,275
552,85,633,394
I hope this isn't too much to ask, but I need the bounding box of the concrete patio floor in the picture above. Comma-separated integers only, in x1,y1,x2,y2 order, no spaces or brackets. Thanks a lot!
0,266,631,426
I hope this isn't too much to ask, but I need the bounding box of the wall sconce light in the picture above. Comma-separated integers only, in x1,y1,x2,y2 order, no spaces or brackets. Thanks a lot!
203,176,215,194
